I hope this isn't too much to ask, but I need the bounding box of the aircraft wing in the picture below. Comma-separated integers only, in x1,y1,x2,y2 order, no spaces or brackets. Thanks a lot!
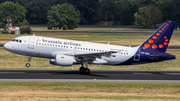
66,51,117,61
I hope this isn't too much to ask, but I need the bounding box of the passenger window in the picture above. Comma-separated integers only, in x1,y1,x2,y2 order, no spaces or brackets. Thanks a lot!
16,39,18,42
19,40,22,43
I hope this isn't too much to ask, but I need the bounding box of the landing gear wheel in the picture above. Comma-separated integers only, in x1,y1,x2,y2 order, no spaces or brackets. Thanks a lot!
84,68,90,74
26,63,30,67
79,67,85,73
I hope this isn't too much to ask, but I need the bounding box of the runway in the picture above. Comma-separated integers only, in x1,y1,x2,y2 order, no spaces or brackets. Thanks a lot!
0,70,180,83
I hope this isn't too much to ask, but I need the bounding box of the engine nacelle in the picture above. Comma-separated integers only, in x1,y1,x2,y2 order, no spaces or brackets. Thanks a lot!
50,54,74,66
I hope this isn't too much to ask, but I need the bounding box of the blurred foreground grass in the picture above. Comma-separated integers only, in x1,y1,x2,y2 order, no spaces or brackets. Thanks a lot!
0,82,180,101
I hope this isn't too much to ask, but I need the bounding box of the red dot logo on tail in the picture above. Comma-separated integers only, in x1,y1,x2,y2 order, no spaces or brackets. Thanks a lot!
152,36,157,39
156,33,160,36
148,39,154,43
159,44,164,48
164,42,168,45
144,43,150,48
152,44,157,49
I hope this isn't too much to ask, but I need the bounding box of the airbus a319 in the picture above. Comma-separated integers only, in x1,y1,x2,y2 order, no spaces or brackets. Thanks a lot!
4,21,176,74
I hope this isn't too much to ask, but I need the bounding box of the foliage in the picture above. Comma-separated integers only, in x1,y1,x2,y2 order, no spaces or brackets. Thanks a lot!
47,3,80,30
2,30,9,34
3,0,180,25
134,5,163,26
2,30,14,34
26,0,49,24
0,1,28,28
20,26,32,34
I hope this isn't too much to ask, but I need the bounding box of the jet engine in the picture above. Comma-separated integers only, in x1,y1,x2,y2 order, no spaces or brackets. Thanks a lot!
49,54,74,66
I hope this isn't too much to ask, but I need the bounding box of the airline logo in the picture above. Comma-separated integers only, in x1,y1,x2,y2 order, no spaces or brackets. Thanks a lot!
144,23,169,49
36,38,41,42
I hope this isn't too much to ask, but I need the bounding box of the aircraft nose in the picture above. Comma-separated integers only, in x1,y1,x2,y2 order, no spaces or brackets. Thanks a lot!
4,42,11,51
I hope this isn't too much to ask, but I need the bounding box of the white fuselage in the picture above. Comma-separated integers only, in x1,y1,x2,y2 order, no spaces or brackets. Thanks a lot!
4,36,139,65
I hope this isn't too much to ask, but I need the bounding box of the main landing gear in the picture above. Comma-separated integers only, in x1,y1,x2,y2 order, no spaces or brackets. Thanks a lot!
79,62,90,74
26,56,32,67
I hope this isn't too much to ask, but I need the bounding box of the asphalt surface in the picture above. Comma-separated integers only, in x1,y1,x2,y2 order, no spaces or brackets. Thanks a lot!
0,70,180,83
0,44,3,48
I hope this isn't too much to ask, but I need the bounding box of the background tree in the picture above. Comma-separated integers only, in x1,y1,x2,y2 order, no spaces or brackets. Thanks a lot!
0,1,28,28
47,3,80,30
26,0,49,24
134,5,163,26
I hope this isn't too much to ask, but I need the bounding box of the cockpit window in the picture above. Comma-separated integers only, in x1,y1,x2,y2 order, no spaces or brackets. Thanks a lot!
12,39,16,42
12,39,22,43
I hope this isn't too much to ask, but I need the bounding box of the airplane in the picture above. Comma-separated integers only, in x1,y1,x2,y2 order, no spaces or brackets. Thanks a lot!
4,21,176,74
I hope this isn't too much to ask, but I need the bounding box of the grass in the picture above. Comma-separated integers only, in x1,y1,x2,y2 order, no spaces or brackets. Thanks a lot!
0,25,180,46
0,82,180,100
0,48,180,70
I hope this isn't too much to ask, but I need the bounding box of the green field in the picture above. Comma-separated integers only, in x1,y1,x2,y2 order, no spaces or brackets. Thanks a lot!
0,82,180,101
1,25,180,101
1,25,180,46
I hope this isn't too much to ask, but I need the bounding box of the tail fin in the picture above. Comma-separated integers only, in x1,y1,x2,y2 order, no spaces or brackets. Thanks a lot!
140,21,176,52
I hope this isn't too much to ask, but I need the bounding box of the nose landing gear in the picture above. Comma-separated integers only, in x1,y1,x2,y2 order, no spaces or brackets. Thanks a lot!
26,56,32,67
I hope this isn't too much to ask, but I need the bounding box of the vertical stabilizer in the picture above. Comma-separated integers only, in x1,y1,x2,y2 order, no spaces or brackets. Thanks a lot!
140,21,176,52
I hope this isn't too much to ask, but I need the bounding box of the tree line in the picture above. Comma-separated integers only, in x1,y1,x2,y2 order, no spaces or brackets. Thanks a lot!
0,0,180,26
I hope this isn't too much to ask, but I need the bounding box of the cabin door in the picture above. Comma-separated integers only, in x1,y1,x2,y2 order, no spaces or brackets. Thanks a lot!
28,37,34,49
134,50,140,61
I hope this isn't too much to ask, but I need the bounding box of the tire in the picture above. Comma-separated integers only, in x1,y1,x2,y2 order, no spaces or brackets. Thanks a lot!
79,67,85,73
26,63,30,67
84,68,90,74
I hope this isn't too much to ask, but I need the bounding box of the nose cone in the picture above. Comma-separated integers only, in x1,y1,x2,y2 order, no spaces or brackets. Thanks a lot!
4,42,11,51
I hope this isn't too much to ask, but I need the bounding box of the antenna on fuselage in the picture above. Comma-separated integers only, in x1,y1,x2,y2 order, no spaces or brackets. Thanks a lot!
33,33,35,36
107,42,110,45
